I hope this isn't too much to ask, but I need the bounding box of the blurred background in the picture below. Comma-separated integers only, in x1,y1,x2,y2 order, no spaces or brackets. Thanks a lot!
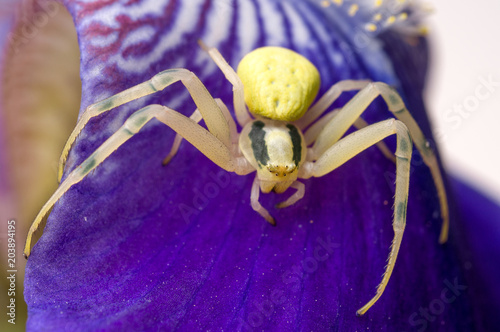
1,2,81,330
426,0,500,203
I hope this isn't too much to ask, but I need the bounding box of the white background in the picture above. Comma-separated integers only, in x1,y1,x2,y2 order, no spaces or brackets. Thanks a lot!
426,0,500,203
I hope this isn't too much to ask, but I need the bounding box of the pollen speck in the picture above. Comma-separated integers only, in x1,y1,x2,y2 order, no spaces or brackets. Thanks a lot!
348,4,359,16
386,15,396,25
365,23,377,32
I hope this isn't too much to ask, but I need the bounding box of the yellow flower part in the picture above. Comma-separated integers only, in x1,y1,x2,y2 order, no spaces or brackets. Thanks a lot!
237,47,320,122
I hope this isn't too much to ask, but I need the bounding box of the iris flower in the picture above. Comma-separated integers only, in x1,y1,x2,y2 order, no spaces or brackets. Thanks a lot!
0,0,497,330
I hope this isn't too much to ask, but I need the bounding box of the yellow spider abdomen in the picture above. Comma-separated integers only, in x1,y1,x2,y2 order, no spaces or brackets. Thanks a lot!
237,47,320,122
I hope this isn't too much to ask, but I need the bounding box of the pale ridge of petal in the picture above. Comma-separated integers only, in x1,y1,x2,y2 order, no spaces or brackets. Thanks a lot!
88,31,119,48
281,1,313,48
112,0,206,74
199,0,235,51
236,0,259,56
258,0,287,46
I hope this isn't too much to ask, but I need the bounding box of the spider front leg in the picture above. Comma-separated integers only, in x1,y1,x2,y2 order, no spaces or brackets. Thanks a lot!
295,80,371,129
24,103,247,258
303,108,396,163
276,181,305,209
163,98,239,165
309,82,448,243
162,109,202,165
251,175,276,226
57,68,232,182
300,119,412,316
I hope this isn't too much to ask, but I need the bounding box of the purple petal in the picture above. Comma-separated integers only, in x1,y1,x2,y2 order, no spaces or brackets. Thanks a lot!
24,1,490,331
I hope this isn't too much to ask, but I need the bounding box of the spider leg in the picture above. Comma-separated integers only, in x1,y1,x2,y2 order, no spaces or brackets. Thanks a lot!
352,117,396,163
162,109,202,165
304,109,395,163
163,98,240,166
275,181,305,209
304,109,339,146
58,69,233,182
295,80,371,129
250,175,276,226
199,40,252,127
310,82,448,243
300,119,411,316
25,104,242,258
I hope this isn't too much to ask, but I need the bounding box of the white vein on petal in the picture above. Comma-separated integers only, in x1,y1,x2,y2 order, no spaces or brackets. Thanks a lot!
88,31,119,48
120,25,156,50
200,0,233,51
196,0,234,72
236,0,259,58
109,0,204,74
299,2,346,68
258,1,286,46
281,1,312,48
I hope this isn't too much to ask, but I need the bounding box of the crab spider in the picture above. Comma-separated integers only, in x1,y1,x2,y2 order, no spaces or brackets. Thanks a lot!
24,44,449,316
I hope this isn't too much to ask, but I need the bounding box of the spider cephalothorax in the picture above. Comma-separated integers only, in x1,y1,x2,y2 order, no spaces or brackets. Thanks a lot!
240,119,306,193
25,43,449,316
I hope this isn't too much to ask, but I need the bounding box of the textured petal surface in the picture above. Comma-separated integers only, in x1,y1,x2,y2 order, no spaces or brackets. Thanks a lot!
24,1,492,331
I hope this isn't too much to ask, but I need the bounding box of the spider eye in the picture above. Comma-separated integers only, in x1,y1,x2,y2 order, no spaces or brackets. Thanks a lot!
267,164,296,177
